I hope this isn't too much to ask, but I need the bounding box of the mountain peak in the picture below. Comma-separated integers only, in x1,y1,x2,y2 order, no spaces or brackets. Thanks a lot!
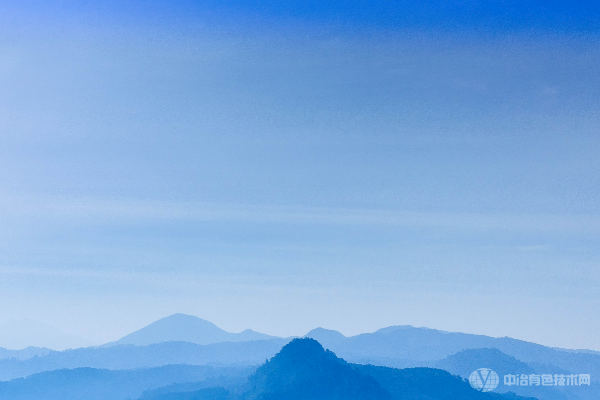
374,325,427,334
159,314,220,327
246,338,391,399
112,314,276,346
276,337,328,360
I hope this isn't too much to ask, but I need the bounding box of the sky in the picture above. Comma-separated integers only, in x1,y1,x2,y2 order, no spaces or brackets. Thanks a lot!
0,0,599,350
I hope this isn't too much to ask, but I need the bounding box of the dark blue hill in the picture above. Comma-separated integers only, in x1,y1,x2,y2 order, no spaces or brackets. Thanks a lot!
244,338,390,400
146,339,537,400
354,364,536,400
143,387,233,400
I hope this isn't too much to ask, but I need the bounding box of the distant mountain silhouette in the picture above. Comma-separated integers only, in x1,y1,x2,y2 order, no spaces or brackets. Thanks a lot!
0,338,550,400
435,348,535,378
3,319,599,393
0,364,251,400
303,325,600,379
4,337,589,400
146,338,536,400
434,348,600,400
0,346,52,361
112,314,277,346
0,339,289,381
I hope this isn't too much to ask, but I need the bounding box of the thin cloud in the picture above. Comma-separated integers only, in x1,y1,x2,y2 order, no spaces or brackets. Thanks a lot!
0,194,598,234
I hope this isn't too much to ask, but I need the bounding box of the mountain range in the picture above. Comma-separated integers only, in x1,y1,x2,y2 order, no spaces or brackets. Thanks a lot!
141,338,537,400
0,339,289,381
0,314,598,400
0,338,541,400
0,347,52,361
0,364,252,400
304,325,600,379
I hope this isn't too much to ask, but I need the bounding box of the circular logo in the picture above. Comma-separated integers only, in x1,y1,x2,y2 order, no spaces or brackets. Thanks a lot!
469,368,499,392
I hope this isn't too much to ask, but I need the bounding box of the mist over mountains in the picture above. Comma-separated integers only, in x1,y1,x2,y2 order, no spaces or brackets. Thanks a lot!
0,364,252,400
0,320,92,351
303,325,600,378
0,314,598,400
0,338,538,400
0,347,52,361
0,339,289,381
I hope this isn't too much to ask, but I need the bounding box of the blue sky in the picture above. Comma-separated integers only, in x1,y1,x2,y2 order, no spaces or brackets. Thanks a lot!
0,1,599,349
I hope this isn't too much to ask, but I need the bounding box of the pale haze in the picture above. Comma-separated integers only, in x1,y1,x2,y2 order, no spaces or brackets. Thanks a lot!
0,1,599,350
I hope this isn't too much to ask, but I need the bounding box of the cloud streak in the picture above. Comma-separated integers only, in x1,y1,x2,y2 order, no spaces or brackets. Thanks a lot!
1,194,598,234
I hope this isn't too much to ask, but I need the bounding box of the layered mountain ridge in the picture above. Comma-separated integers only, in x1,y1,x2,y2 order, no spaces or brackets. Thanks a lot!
0,315,598,400
110,314,277,347
142,338,536,400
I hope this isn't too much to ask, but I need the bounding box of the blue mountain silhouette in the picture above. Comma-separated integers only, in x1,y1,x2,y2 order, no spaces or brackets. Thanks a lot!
0,340,289,381
243,338,390,400
0,364,251,400
304,325,600,379
146,338,537,400
112,314,276,346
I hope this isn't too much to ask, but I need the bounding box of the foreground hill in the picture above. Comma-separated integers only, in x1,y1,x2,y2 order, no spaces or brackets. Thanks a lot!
243,338,390,400
111,315,277,347
0,364,252,400
147,339,536,400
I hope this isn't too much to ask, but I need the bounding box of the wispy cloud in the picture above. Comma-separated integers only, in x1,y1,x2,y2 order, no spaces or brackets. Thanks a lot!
1,194,598,234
